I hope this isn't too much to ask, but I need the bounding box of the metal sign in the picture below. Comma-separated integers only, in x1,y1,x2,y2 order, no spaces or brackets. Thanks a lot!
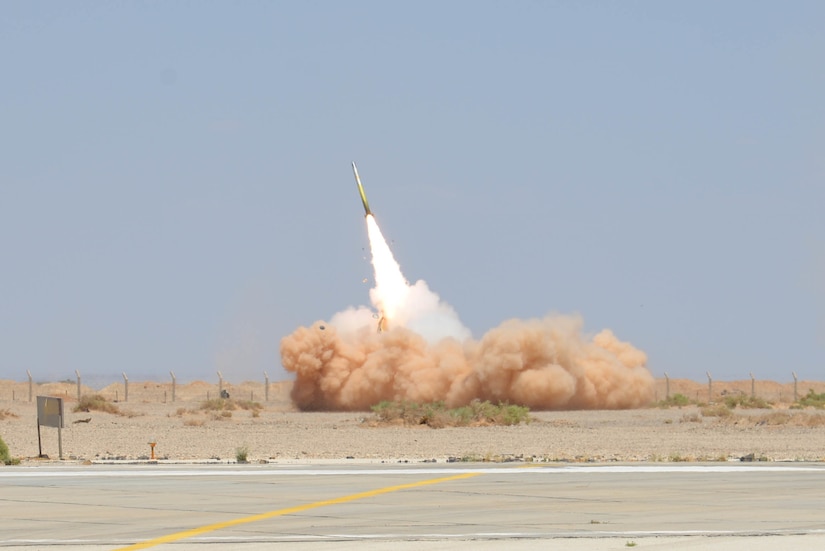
37,396,64,428
36,395,64,459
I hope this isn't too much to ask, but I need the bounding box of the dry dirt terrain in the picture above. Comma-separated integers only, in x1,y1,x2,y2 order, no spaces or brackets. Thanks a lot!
1,378,824,464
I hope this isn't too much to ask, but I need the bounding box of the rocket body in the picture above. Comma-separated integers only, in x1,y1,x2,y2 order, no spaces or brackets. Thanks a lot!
352,162,372,217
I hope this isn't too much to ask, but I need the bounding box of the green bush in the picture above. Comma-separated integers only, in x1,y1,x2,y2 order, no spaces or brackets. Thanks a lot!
796,389,825,409
0,435,20,466
655,393,691,408
723,394,772,409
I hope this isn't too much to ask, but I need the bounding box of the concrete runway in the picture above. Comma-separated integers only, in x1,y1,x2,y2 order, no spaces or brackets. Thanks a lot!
1,463,824,550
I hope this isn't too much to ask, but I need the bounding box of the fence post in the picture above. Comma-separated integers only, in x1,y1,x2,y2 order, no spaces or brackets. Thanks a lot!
664,372,670,400
27,369,33,402
706,371,712,403
750,372,755,398
122,372,129,402
217,371,224,397
792,371,798,402
170,371,176,403
264,371,269,402
75,370,81,402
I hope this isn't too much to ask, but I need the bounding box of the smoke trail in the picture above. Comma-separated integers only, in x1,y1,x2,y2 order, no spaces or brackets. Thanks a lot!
281,214,654,411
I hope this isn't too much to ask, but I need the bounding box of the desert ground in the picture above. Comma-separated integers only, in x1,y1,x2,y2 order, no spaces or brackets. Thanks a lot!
1,378,824,465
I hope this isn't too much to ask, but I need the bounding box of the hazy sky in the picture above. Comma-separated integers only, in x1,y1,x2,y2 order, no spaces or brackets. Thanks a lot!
2,1,823,386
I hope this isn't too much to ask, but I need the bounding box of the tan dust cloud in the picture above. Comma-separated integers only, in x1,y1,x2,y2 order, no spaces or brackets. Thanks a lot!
280,314,654,411
282,198,653,411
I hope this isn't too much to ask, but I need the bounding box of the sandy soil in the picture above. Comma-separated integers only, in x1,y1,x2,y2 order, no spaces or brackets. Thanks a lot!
1,378,824,464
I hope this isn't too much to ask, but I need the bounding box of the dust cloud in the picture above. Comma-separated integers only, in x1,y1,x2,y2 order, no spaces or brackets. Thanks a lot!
280,211,654,411
281,315,653,411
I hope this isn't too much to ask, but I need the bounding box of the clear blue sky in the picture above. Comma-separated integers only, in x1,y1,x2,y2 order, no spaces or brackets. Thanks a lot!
2,1,823,386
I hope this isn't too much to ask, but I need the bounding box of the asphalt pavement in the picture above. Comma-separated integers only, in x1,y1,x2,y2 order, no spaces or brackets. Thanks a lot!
1,462,823,550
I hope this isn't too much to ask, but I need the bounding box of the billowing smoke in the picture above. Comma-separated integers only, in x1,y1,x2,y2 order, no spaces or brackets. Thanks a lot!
281,213,654,411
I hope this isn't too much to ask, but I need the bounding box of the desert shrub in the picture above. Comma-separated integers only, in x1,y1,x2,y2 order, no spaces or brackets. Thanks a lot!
74,394,120,414
668,453,692,462
200,398,261,413
235,446,249,463
0,408,19,421
0,435,20,465
491,403,531,426
200,398,236,412
680,412,701,423
723,394,772,409
753,411,825,428
655,394,691,408
371,401,435,425
234,400,262,412
370,400,530,428
183,418,204,427
801,414,825,427
796,389,825,409
701,404,732,418
754,412,791,426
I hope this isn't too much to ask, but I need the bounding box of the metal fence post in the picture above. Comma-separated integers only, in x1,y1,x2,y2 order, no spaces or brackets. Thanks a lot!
792,371,798,402
706,371,712,403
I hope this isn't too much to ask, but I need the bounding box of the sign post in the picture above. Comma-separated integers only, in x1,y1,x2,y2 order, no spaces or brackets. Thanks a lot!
36,396,64,459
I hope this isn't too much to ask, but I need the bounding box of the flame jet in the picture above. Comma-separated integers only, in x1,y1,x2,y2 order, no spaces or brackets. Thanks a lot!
351,161,372,217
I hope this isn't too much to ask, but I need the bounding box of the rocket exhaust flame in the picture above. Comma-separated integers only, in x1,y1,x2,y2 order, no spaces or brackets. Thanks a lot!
365,214,407,328
279,164,655,411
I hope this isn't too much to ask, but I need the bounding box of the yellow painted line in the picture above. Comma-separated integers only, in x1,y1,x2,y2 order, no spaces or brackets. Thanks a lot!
114,472,480,550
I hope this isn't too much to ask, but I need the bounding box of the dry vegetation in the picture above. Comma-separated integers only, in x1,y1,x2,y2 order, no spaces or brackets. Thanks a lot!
655,389,825,428
0,408,19,420
736,411,825,428
171,398,263,424
74,394,121,415
368,400,531,428
73,394,140,418
700,404,733,418
199,397,262,412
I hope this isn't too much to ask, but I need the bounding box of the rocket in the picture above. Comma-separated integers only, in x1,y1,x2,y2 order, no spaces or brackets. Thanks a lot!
351,161,372,217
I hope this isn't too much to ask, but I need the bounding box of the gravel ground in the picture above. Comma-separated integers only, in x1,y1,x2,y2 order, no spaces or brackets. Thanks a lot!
1,379,824,464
